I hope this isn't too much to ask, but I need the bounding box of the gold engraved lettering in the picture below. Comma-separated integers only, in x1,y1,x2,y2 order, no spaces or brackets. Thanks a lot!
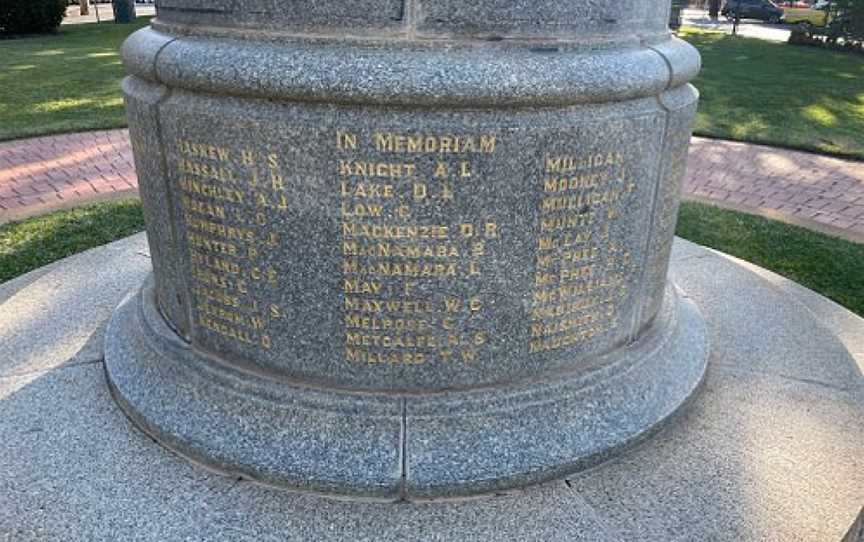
530,297,605,320
345,332,438,349
343,259,458,278
241,149,256,166
439,183,454,201
541,190,622,212
530,311,602,338
340,181,395,199
543,170,615,193
345,314,432,333
336,130,500,367
178,140,232,162
197,302,266,330
193,285,240,308
528,326,606,353
540,212,595,232
531,276,623,305
343,297,435,314
373,132,496,154
341,202,384,218
182,195,226,220
343,279,382,295
177,159,236,183
191,251,241,275
187,232,238,256
413,183,427,201
545,152,624,173
337,131,358,150
342,241,459,259
341,223,449,240
173,136,287,353
179,177,245,203
198,315,257,344
270,172,285,191
460,348,477,362
185,216,255,243
345,348,426,365
339,160,416,178
531,145,635,354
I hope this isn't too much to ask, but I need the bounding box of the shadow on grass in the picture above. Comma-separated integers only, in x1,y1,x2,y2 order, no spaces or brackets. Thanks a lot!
682,29,864,159
0,18,151,142
677,200,864,316
0,200,145,284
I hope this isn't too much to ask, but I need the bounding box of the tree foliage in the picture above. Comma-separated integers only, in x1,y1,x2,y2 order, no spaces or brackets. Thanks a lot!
826,0,864,45
0,0,67,36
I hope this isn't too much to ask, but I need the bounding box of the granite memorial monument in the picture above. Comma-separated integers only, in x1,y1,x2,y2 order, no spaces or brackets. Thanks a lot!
105,0,708,501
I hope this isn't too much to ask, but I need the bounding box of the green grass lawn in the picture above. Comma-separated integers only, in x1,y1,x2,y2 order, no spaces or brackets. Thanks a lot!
0,199,144,283
1,200,862,317
677,201,864,315
0,18,150,142
681,28,864,159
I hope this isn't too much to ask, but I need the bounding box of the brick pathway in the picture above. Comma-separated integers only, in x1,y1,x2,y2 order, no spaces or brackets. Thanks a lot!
0,130,137,223
685,138,864,240
1,129,863,242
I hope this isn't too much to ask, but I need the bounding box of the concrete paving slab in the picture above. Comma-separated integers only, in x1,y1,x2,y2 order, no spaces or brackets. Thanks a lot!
669,246,863,391
0,233,149,378
0,364,611,542
574,367,863,541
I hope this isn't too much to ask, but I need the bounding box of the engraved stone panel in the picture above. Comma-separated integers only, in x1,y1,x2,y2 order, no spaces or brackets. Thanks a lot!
416,0,670,41
154,94,668,391
156,0,405,33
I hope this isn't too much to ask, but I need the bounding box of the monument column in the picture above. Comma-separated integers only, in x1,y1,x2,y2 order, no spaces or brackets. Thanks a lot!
106,0,708,500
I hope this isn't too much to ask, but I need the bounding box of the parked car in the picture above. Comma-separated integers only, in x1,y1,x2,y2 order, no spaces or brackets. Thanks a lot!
782,0,831,26
721,0,785,23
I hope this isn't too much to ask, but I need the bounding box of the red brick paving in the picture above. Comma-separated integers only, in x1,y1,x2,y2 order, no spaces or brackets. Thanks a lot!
0,130,137,222
685,138,864,240
1,130,863,242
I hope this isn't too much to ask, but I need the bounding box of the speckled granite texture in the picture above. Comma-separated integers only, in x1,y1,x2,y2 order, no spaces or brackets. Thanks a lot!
109,0,709,498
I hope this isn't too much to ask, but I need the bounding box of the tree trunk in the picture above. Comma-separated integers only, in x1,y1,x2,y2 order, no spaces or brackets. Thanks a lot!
709,0,721,20
112,0,137,23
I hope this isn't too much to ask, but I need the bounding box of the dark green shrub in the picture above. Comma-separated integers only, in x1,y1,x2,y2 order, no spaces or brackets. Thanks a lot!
0,0,67,36
828,0,864,45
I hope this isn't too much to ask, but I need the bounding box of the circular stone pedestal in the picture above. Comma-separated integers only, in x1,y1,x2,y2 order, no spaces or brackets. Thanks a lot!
106,276,707,500
108,0,708,500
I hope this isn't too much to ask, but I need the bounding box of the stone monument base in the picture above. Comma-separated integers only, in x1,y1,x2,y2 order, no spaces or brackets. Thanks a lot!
0,234,861,540
104,276,707,501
